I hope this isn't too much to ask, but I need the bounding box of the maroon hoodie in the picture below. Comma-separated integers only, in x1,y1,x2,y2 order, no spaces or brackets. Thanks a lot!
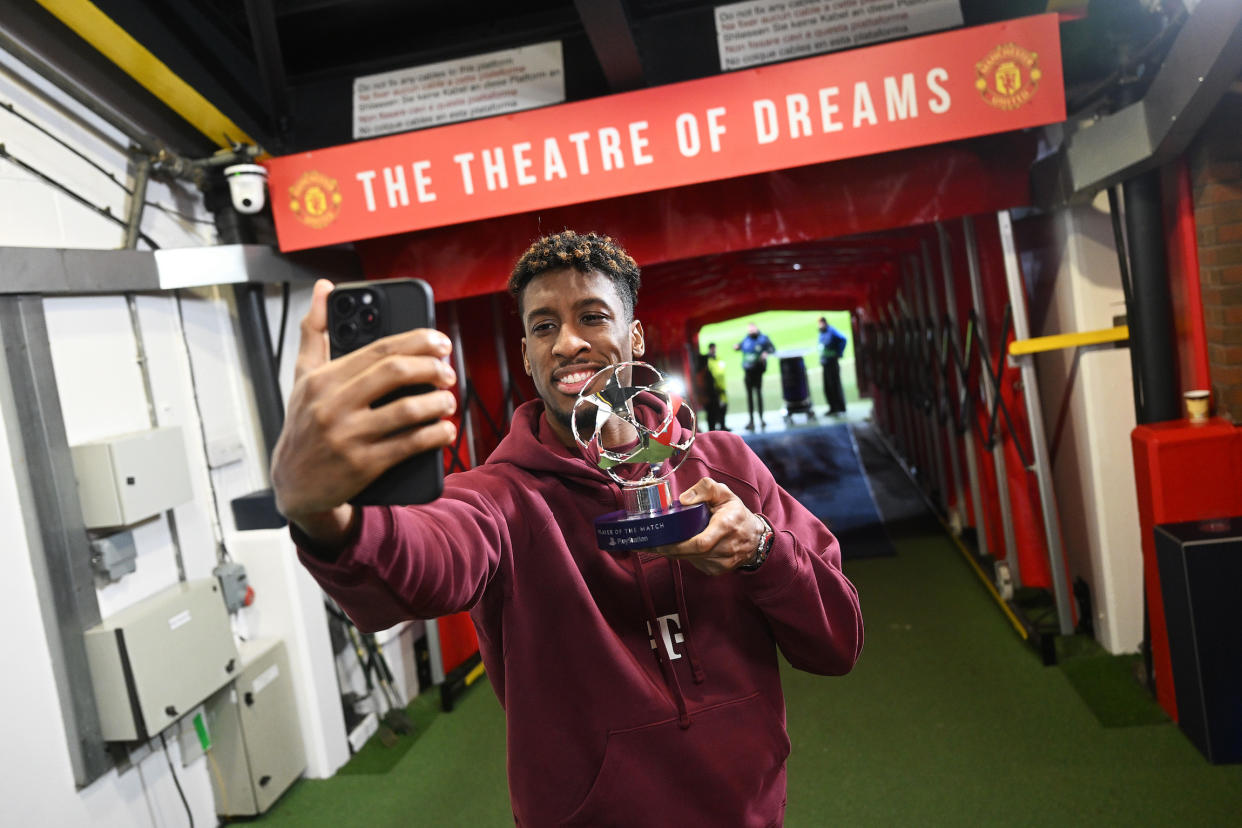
297,400,863,827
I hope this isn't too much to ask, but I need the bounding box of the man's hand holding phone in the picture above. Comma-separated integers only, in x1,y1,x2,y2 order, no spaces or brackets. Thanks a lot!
271,279,458,545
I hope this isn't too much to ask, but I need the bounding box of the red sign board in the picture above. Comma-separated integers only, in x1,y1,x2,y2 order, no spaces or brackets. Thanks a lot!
267,14,1063,251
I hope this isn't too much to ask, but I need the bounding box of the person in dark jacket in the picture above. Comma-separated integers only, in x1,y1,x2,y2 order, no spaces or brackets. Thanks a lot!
818,316,848,416
271,230,863,827
734,323,776,431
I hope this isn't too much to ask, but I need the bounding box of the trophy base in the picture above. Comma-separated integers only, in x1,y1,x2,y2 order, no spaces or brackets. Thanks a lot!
595,503,710,551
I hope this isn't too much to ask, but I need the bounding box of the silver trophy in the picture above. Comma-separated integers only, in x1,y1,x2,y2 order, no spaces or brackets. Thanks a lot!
571,362,709,550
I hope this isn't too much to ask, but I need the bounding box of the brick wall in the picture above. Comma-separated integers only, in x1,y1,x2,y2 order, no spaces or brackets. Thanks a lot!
1190,92,1242,422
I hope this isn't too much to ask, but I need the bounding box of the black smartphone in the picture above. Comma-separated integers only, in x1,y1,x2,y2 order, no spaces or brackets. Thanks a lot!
327,278,445,506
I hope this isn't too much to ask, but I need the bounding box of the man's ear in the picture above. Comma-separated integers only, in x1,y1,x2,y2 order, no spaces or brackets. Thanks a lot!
521,338,532,375
631,320,645,358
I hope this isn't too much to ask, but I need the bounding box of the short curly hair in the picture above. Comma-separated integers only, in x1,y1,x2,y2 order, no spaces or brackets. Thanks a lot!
509,230,641,320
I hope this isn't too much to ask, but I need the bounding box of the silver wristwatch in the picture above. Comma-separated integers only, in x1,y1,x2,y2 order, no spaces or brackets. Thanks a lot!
738,514,774,572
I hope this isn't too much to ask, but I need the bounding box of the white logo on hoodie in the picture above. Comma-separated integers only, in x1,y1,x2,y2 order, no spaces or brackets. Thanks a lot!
646,613,684,661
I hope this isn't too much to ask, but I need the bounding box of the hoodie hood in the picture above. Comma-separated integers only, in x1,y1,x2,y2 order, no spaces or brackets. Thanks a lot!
485,400,608,484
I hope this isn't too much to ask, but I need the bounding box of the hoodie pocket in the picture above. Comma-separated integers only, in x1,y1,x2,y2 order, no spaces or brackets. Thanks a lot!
561,692,789,827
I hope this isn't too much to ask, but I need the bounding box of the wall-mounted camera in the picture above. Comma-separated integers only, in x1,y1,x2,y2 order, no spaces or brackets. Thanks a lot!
224,163,268,214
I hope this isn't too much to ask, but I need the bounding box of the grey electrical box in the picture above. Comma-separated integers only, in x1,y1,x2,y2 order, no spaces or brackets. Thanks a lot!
213,561,250,613
84,579,239,741
71,426,193,528
205,638,307,816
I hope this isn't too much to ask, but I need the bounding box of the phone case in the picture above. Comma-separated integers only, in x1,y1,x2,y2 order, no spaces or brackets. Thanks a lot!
327,278,445,506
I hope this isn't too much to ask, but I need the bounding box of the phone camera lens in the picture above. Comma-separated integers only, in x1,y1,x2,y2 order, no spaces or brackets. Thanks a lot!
333,293,357,317
359,308,379,330
334,321,358,343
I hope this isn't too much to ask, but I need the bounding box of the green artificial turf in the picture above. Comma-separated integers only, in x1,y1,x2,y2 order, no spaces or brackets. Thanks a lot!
1055,637,1169,729
333,690,445,776
782,523,1242,827
254,679,509,826
255,516,1242,827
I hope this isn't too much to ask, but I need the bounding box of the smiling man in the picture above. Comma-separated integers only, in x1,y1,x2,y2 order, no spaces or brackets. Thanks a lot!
272,230,863,827
514,247,644,443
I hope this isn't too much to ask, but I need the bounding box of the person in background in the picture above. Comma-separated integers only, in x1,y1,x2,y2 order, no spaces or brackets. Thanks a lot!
818,316,848,417
271,231,862,826
704,342,728,431
692,348,712,427
734,322,775,431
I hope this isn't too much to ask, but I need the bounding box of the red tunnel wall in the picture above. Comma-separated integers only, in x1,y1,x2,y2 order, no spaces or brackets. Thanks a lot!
864,218,1055,591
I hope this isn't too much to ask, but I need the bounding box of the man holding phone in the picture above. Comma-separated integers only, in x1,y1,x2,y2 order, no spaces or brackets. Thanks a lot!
272,231,862,827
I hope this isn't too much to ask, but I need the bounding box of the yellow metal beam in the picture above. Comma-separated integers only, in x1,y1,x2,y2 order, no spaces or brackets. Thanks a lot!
36,0,255,149
1008,325,1129,357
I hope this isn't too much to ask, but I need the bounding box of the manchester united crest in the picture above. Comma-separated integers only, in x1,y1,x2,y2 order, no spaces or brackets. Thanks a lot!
975,43,1041,111
288,170,342,229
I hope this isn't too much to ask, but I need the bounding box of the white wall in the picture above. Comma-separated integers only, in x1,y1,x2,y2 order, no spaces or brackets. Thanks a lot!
1022,195,1143,654
0,41,342,827
0,43,217,251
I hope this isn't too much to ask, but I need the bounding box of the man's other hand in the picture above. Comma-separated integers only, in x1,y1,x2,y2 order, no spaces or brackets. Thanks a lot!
651,478,765,575
270,279,458,544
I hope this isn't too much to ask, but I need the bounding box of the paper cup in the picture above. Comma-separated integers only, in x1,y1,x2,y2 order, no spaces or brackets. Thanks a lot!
1184,389,1210,423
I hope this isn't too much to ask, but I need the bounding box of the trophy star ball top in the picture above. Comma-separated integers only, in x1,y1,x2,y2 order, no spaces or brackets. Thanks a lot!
570,362,709,550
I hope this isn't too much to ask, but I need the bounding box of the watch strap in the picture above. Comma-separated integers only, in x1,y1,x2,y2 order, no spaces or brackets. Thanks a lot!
738,513,773,572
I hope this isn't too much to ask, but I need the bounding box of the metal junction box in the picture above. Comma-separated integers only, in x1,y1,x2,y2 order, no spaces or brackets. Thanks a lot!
71,426,193,528
84,579,239,741
206,638,307,816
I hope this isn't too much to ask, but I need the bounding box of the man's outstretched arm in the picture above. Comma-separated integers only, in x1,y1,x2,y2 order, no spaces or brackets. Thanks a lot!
271,279,459,544
272,279,506,629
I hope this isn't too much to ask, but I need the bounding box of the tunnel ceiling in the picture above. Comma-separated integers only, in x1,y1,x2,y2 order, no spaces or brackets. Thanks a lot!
643,231,912,324
16,0,1188,156
7,0,1200,328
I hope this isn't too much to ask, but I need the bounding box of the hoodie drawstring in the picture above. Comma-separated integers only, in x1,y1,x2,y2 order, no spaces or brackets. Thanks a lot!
631,550,692,729
669,560,706,685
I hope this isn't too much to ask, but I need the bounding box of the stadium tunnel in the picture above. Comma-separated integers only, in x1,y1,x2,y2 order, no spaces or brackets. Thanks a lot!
347,127,1059,666
344,97,1236,720
7,0,1242,822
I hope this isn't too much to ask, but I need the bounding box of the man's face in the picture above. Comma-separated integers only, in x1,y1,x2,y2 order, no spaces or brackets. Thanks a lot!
818,319,827,332
747,323,759,337
708,344,717,358
520,267,644,443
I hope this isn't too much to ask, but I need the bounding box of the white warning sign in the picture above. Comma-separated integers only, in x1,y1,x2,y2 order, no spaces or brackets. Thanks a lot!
716,0,964,71
353,42,565,139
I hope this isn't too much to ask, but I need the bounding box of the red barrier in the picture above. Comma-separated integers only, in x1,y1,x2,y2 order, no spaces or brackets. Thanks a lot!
1132,419,1242,720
